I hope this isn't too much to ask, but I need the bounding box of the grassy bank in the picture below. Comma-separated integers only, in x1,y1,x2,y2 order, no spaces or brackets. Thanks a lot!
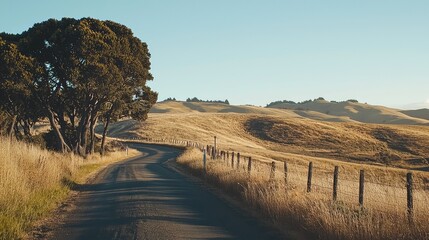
0,137,139,240
177,147,429,240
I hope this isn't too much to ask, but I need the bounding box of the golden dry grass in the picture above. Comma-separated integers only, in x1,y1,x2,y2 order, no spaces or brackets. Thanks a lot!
401,109,429,121
5,100,426,238
106,101,429,238
109,110,429,169
150,101,300,115
268,99,429,125
0,137,138,240
177,148,429,239
152,100,429,125
107,108,429,190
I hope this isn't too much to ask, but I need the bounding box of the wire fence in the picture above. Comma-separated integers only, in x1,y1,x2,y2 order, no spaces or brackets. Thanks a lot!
114,136,429,221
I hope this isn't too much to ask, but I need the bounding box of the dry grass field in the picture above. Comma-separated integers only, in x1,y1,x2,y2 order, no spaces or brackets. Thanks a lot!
177,148,429,239
110,101,429,170
0,137,138,240
401,109,429,121
267,99,429,125
107,100,429,239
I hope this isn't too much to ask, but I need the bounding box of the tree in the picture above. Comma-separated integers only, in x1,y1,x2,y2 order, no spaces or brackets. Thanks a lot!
0,37,41,139
99,85,157,155
0,18,157,155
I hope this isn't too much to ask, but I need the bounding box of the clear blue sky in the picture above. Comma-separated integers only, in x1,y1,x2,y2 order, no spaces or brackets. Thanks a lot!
1,0,428,109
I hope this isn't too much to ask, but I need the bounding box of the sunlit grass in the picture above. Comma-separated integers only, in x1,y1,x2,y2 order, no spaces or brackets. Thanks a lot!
177,147,429,239
0,137,138,240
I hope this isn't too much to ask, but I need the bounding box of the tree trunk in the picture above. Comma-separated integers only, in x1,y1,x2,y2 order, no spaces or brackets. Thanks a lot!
76,109,91,156
89,114,98,155
100,114,111,156
22,120,32,137
88,101,101,155
47,108,71,153
13,120,20,139
8,115,17,140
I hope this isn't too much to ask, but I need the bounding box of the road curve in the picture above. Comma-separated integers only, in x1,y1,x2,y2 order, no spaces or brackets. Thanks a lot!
49,144,285,240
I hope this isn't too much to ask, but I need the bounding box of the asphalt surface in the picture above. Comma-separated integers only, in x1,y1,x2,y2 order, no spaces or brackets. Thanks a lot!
49,144,285,240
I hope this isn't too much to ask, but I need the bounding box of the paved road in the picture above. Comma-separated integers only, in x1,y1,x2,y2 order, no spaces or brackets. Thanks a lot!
50,144,285,240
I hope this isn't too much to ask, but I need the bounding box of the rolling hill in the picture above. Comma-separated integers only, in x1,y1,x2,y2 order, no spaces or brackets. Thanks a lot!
267,99,429,125
150,100,298,116
401,109,429,121
107,100,429,171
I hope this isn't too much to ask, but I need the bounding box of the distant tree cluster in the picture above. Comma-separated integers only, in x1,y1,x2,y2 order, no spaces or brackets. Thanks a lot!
266,97,325,107
163,97,177,101
186,97,229,105
0,18,157,156
267,97,359,107
266,100,296,107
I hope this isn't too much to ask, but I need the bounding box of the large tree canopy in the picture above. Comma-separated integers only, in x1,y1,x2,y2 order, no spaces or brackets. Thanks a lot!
0,37,41,137
0,17,157,155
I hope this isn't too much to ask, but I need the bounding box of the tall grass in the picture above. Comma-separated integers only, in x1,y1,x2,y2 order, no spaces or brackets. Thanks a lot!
0,137,136,240
177,148,429,240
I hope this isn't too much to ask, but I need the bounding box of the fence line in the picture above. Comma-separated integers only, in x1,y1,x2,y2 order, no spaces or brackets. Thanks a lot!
113,135,427,221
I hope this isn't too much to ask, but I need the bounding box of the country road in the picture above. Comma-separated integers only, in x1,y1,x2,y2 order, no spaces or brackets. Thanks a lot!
48,144,285,240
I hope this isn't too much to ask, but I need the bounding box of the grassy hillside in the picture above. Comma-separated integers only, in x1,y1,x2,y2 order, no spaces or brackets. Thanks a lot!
401,109,429,121
108,102,429,170
267,99,429,125
151,100,429,125
150,100,299,116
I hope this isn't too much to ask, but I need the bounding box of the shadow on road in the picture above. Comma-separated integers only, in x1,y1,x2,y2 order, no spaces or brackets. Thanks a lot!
50,144,285,240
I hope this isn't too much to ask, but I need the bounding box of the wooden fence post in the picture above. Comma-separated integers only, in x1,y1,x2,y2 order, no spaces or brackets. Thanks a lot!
284,161,288,188
237,153,240,169
359,170,365,207
214,136,217,159
307,162,313,192
333,166,339,201
270,161,276,180
407,172,413,222
212,146,215,160
203,149,207,173
247,157,252,175
231,152,235,168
